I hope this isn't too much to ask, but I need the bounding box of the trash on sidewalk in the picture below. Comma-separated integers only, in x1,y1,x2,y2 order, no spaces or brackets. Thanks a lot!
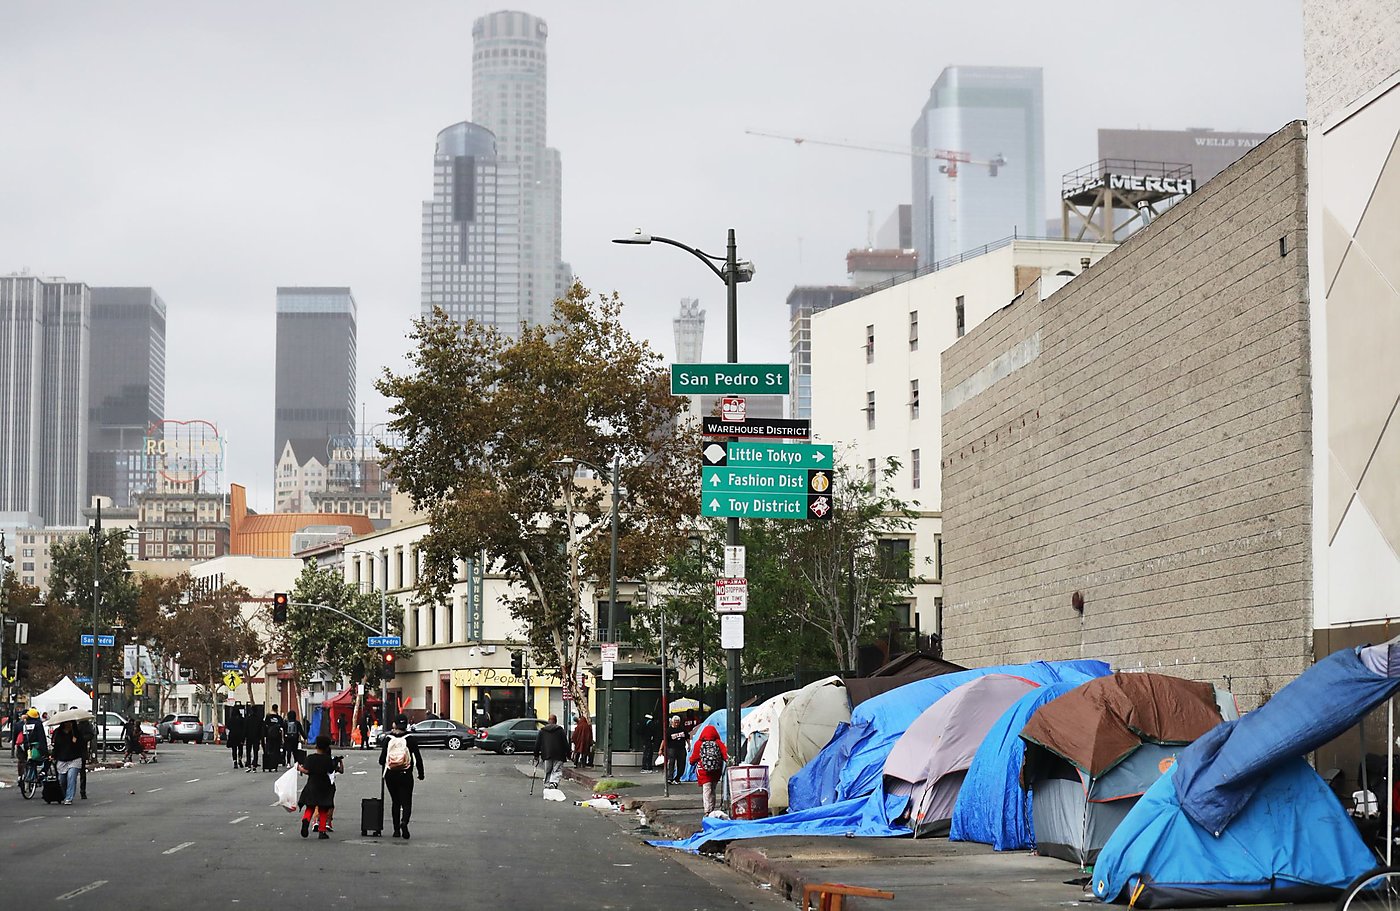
576,796,621,810
543,789,567,802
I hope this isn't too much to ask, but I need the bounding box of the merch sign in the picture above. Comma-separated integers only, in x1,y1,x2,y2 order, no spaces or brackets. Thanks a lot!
1064,172,1196,199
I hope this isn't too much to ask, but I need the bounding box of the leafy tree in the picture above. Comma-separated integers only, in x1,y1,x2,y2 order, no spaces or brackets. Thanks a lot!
281,565,403,690
377,282,696,706
4,579,81,691
150,575,260,710
34,530,143,689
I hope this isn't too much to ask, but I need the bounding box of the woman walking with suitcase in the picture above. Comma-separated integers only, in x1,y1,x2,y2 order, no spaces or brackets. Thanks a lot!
378,715,424,839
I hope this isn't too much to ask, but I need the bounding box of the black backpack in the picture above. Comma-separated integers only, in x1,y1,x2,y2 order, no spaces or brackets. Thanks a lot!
699,739,723,772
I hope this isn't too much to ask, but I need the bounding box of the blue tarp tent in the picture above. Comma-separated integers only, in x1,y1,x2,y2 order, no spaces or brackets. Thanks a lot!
788,660,1111,811
1174,644,1400,836
1091,759,1374,908
949,681,1082,850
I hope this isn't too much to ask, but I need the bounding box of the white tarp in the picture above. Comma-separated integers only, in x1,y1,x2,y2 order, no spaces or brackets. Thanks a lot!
31,676,93,717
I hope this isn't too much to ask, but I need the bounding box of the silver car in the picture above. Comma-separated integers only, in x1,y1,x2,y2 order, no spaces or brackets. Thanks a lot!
157,713,205,743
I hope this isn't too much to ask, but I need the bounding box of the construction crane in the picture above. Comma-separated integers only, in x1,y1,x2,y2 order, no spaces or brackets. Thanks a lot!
745,130,1007,255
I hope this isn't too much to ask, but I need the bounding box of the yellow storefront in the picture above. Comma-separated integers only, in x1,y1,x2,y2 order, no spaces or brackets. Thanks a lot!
451,667,596,726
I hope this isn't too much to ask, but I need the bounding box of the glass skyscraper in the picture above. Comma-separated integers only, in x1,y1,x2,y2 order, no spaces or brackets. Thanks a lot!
911,66,1044,266
0,275,90,525
87,286,166,507
273,287,356,467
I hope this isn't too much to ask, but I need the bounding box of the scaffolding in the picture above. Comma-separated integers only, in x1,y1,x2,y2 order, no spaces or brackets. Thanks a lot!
1061,159,1195,242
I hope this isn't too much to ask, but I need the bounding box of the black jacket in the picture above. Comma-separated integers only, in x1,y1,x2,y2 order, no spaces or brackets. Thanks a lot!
534,722,569,762
51,725,84,762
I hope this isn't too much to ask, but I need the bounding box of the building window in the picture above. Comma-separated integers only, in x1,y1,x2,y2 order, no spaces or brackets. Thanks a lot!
912,449,921,489
867,458,877,486
865,324,875,363
866,390,876,429
910,379,920,419
909,311,919,350
877,539,911,579
933,534,943,581
955,295,966,338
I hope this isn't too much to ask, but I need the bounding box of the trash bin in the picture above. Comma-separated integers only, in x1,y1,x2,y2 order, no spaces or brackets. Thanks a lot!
727,764,770,820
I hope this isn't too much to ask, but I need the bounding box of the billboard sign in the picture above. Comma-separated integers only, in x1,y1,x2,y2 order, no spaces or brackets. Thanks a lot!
145,419,224,484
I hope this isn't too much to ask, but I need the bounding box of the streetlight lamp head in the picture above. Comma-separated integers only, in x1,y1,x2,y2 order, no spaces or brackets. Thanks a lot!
611,230,652,245
725,260,757,283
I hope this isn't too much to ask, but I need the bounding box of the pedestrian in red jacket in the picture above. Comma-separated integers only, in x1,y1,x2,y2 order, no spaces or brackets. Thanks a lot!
688,724,728,815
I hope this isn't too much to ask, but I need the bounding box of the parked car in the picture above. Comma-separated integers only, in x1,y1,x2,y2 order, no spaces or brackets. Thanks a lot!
156,713,206,743
374,719,476,751
94,712,158,751
476,717,546,755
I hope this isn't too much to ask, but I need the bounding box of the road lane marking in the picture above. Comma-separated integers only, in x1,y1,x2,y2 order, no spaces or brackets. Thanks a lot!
185,778,200,783
147,787,163,792
56,881,107,900
162,841,195,855
18,815,43,823
230,815,248,824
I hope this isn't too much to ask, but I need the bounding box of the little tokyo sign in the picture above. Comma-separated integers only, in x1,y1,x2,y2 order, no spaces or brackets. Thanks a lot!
671,364,790,395
701,440,832,469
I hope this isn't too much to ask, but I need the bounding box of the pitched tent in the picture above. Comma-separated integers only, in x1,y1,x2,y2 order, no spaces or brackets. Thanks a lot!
949,680,1083,851
789,659,1111,812
1018,673,1235,867
740,689,798,766
843,652,967,707
769,676,849,811
882,673,1039,837
1092,642,1400,908
31,676,94,716
1092,759,1372,908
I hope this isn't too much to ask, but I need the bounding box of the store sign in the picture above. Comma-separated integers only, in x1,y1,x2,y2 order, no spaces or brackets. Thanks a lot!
1063,172,1196,199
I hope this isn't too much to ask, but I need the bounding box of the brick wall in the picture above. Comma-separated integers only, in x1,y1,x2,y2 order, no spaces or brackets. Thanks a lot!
940,123,1311,709
1304,0,1400,125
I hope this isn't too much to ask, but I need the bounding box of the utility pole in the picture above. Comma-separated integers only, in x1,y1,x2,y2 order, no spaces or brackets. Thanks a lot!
90,501,103,759
723,227,742,765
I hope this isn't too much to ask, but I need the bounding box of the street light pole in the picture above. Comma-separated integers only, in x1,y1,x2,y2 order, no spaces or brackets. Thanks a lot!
90,501,102,758
604,450,621,776
612,228,753,766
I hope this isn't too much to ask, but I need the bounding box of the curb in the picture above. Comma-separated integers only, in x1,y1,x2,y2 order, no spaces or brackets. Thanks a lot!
726,844,809,904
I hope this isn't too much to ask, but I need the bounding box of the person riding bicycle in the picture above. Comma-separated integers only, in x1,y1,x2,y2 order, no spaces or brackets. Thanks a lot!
16,708,46,781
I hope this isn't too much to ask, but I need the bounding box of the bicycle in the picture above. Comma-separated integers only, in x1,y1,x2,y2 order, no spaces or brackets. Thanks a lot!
1337,865,1400,909
18,756,55,800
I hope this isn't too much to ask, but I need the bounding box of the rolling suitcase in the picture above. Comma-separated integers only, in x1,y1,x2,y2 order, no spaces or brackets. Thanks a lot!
42,777,64,804
360,797,384,837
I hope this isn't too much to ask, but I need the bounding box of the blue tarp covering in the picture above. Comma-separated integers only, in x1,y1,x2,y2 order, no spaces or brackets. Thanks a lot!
1175,645,1400,836
788,660,1111,811
949,681,1085,850
678,707,755,782
1092,759,1373,906
652,784,913,853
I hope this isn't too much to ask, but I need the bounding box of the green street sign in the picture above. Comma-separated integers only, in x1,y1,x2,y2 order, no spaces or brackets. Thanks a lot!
701,440,833,469
703,466,835,497
701,491,834,521
671,363,790,395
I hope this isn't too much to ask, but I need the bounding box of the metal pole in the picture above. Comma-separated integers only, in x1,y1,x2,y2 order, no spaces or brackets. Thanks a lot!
725,227,741,766
380,552,389,731
660,594,669,799
91,502,102,760
1389,698,1394,866
604,451,621,777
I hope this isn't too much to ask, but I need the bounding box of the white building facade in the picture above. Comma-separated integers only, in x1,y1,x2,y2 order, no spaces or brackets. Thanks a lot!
809,238,1115,647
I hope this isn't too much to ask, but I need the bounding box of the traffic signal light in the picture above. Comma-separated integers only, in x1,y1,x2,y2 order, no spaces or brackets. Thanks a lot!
510,650,523,678
15,649,30,680
382,650,396,680
272,592,289,624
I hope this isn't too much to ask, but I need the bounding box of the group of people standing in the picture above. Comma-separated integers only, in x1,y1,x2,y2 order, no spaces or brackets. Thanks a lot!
225,703,304,772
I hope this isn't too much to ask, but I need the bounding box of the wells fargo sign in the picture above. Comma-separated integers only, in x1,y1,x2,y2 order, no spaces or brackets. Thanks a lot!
144,419,224,483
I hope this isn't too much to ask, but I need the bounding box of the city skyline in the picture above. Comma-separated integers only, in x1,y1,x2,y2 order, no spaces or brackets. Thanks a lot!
0,2,1306,508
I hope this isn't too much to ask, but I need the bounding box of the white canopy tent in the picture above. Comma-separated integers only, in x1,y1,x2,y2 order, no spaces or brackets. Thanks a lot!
30,676,93,717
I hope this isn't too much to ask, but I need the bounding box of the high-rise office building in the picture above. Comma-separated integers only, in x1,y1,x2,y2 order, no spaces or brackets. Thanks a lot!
87,287,166,507
273,287,356,467
911,66,1044,265
471,10,570,327
421,122,522,330
673,298,705,364
788,285,861,420
1097,128,1271,186
0,275,90,525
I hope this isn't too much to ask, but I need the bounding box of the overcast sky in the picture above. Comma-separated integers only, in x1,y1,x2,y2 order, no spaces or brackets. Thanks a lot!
1,1,1305,510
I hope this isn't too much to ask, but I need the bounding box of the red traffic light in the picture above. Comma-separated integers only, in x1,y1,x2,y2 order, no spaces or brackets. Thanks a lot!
272,592,290,624
383,650,395,665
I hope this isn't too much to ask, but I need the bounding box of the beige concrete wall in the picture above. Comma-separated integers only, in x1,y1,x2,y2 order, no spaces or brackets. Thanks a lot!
1304,0,1400,126
940,123,1312,709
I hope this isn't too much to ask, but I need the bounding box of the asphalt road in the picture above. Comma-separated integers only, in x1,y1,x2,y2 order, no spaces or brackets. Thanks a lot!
0,742,787,910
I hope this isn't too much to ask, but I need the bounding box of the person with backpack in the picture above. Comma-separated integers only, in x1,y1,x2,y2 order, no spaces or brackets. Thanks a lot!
283,709,303,765
377,714,424,839
263,705,285,771
533,713,569,789
688,724,729,816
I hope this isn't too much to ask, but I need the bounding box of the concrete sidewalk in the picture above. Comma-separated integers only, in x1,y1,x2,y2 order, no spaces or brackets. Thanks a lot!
554,764,1337,911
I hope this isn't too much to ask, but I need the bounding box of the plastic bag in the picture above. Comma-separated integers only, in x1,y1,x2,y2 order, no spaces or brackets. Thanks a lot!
274,767,299,812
